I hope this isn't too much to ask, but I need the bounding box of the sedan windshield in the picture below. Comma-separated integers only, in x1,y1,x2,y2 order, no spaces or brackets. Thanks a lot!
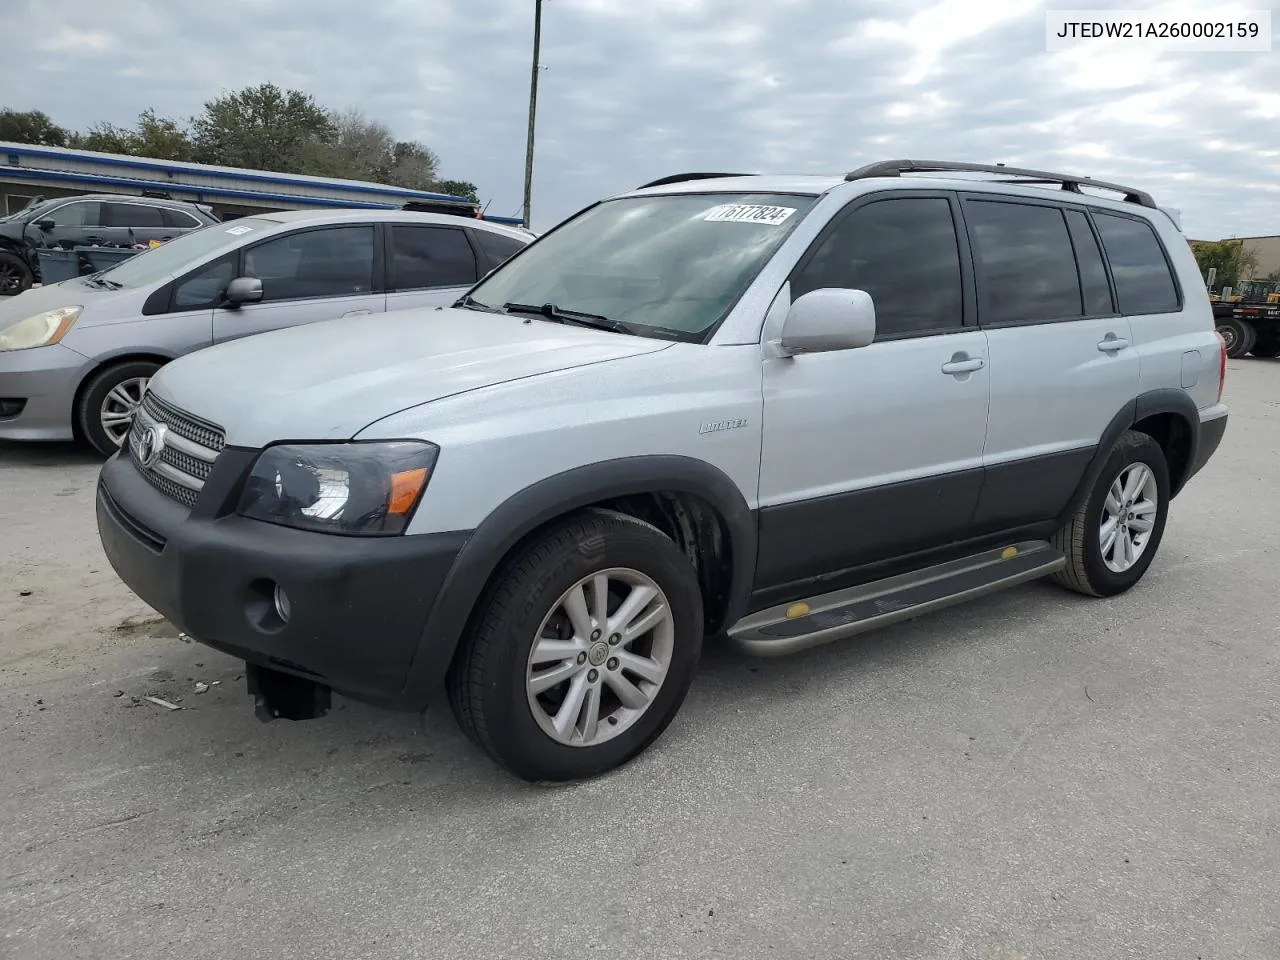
466,192,817,340
93,218,274,288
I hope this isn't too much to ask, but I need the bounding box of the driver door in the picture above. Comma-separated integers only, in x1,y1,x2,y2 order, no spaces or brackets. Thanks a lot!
755,192,992,592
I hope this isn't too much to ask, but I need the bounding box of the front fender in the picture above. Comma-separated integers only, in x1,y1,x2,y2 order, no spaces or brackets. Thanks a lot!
395,454,757,709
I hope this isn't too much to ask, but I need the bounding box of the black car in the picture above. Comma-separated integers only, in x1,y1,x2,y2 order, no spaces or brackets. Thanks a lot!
0,194,220,294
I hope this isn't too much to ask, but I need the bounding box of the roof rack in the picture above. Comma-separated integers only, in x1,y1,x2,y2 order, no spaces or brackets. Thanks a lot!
637,172,756,189
844,159,1157,208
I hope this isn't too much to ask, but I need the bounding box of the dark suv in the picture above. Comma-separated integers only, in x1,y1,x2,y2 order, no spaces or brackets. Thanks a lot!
0,194,220,294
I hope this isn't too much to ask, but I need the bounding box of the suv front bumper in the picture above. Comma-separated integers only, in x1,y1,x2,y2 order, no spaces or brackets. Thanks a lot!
95,451,470,709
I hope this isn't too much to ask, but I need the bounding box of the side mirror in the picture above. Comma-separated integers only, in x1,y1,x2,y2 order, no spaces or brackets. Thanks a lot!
224,276,263,307
34,219,55,232
770,288,876,357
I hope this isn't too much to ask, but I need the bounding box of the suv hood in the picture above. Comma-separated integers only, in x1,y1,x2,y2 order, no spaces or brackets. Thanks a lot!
147,307,673,447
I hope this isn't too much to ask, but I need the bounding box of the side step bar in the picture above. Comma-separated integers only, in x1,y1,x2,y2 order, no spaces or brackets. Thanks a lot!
728,541,1066,657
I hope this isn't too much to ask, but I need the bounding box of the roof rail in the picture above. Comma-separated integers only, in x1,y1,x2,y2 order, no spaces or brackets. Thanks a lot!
844,159,1157,208
637,172,756,189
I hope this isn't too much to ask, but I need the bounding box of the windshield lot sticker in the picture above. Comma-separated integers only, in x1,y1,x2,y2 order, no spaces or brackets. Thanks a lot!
224,225,254,235
703,204,796,226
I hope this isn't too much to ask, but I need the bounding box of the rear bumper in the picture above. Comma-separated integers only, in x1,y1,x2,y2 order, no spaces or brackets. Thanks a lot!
1184,411,1228,486
0,342,87,441
96,450,470,708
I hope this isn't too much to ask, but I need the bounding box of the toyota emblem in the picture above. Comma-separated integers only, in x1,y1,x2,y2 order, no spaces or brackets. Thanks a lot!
136,423,166,468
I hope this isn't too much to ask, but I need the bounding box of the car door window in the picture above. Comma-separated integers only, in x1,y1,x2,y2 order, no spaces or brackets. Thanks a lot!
791,196,964,338
1092,212,1180,315
965,200,1081,325
390,225,477,290
1064,210,1115,316
244,226,376,302
162,208,202,229
472,229,527,269
106,203,164,229
45,201,103,228
172,255,237,310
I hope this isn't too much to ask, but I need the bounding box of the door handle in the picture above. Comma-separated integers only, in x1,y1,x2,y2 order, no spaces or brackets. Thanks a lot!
1097,335,1130,353
941,353,985,375
342,309,373,318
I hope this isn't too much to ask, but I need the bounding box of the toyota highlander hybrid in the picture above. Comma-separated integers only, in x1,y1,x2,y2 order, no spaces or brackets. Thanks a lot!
94,160,1228,782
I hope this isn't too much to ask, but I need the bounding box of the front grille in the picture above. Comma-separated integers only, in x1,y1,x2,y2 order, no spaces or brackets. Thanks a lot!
128,392,226,508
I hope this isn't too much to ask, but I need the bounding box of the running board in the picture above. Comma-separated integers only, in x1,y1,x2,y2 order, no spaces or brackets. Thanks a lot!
728,540,1066,657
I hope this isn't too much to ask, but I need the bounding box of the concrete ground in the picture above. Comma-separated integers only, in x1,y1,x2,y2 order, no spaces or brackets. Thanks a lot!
1,360,1277,960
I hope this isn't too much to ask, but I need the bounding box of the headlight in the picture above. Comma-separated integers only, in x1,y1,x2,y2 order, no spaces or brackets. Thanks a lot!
0,306,82,351
237,441,440,536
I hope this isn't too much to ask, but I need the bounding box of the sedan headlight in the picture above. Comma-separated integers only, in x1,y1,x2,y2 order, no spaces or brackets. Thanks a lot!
0,306,82,351
237,441,440,536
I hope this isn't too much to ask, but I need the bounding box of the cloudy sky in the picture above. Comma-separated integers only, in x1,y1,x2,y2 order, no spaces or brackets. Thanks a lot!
10,0,1279,238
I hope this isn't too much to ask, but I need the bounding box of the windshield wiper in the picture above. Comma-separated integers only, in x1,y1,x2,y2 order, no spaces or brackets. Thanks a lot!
501,301,634,335
81,273,121,290
453,293,499,312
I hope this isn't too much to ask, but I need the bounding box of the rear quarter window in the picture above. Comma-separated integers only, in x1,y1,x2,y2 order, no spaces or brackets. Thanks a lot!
1093,212,1180,315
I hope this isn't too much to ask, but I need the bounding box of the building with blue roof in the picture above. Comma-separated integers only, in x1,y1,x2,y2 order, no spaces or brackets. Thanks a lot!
0,140,525,227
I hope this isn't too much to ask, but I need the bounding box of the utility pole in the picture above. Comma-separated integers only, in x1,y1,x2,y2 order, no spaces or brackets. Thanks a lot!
522,0,543,230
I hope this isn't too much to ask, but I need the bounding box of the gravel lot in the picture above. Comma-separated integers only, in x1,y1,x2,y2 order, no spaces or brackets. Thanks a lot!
1,360,1277,960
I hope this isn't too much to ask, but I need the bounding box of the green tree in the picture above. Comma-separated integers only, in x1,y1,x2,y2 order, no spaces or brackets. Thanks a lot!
432,179,479,203
70,109,194,161
191,83,335,173
1190,239,1258,289
0,108,71,146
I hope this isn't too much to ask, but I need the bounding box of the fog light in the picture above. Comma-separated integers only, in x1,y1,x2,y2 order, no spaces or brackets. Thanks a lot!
273,584,292,623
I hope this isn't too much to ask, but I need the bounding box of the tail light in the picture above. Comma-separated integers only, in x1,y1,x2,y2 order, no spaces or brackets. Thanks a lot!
1215,330,1227,403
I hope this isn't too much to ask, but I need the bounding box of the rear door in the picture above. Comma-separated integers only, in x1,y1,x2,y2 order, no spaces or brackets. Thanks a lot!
103,201,169,247
384,223,481,312
961,194,1141,532
213,223,385,344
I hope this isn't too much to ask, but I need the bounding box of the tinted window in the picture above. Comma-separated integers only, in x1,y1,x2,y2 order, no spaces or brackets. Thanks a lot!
45,201,102,228
966,200,1081,325
473,229,527,269
390,226,477,289
106,203,164,228
792,197,963,337
1093,212,1179,314
162,208,202,229
244,226,375,302
172,255,235,310
1064,210,1113,315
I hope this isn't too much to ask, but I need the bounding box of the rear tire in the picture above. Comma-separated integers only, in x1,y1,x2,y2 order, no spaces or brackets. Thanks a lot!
447,509,704,782
1051,430,1170,598
76,360,161,458
0,250,33,295
1216,316,1256,359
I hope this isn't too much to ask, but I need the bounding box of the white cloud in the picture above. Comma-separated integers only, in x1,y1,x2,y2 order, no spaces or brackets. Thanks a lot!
5,0,1279,237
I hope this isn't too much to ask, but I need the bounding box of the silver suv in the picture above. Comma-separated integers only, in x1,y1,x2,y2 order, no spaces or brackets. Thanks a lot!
0,208,532,455
95,160,1229,782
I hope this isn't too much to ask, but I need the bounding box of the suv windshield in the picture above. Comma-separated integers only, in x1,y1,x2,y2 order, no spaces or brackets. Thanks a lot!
93,218,273,288
466,192,817,340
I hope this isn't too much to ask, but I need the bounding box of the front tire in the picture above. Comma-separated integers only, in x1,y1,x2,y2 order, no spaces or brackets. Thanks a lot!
1051,429,1170,598
447,509,704,782
0,250,33,295
77,360,161,457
